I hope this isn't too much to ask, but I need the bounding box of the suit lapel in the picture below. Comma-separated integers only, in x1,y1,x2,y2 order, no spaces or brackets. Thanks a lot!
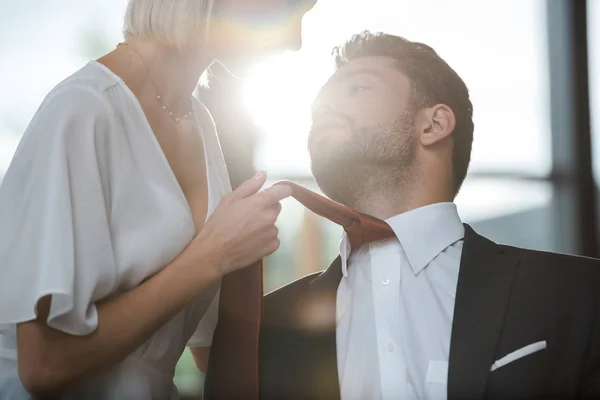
309,256,343,292
259,258,342,400
301,257,342,400
447,224,519,400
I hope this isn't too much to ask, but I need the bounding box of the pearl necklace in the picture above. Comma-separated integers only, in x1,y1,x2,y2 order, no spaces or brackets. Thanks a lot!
117,42,194,124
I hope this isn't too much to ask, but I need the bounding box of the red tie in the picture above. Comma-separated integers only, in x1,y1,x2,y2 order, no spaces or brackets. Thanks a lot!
208,180,395,399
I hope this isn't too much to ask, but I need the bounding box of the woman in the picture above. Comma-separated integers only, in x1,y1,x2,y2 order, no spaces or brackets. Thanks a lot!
0,0,315,398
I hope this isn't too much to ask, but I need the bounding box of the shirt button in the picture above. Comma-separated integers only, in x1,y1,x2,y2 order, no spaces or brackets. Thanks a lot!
381,278,390,286
386,342,396,353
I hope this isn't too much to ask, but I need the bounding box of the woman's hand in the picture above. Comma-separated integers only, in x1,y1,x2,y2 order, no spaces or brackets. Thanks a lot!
183,171,292,278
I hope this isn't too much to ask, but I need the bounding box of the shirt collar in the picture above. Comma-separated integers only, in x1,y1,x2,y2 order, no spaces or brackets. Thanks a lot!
339,202,465,277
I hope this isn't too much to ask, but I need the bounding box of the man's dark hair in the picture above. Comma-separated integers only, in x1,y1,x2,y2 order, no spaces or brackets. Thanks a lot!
332,31,474,198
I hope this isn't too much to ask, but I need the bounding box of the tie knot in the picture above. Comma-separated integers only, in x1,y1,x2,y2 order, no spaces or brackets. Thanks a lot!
345,212,395,248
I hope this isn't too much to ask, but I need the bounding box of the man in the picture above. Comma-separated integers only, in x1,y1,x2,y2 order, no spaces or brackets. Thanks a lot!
253,31,600,400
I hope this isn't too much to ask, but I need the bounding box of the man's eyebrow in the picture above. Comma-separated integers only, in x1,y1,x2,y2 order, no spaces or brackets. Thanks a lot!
329,68,386,85
314,68,387,107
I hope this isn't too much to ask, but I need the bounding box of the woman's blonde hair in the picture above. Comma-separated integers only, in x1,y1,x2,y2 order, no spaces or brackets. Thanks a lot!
123,0,215,50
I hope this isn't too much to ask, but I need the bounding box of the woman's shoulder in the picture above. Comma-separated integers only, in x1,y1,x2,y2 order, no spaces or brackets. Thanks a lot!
23,62,126,147
9,62,129,178
40,62,121,114
59,61,121,92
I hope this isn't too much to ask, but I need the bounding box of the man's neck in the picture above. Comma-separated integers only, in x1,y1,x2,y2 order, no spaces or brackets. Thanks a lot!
351,180,453,220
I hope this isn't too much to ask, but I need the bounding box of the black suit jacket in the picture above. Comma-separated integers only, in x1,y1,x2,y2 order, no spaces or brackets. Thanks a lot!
205,225,600,399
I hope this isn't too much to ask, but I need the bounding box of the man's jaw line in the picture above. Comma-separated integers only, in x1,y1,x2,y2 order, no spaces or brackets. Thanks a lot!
331,168,452,220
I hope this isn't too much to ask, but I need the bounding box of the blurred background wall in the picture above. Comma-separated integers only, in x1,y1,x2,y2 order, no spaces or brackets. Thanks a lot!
1,0,599,397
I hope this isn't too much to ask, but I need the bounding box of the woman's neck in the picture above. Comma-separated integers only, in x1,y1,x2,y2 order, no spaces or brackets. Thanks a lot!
115,37,213,113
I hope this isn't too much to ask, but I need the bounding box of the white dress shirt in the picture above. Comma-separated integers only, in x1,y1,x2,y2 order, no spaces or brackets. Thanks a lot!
0,61,229,399
336,203,465,400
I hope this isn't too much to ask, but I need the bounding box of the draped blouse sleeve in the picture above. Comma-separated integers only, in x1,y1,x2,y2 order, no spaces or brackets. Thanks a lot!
0,84,117,335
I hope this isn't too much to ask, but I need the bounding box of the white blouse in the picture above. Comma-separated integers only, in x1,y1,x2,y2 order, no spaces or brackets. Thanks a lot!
0,61,230,399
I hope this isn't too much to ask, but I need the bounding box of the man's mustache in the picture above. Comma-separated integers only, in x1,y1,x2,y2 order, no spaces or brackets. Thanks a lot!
310,110,354,137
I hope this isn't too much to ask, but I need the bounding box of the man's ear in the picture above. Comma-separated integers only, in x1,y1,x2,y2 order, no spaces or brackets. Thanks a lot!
417,104,456,147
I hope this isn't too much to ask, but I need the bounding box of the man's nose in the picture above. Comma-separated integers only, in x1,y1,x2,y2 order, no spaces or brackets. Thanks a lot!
311,102,343,125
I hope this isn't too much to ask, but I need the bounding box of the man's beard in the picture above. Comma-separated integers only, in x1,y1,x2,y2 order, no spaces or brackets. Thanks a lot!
308,111,416,211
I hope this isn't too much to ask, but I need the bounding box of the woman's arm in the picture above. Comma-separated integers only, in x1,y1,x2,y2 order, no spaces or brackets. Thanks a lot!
17,245,220,397
16,174,291,397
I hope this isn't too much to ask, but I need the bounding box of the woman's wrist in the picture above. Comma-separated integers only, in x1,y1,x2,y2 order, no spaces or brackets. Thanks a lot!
174,232,225,289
